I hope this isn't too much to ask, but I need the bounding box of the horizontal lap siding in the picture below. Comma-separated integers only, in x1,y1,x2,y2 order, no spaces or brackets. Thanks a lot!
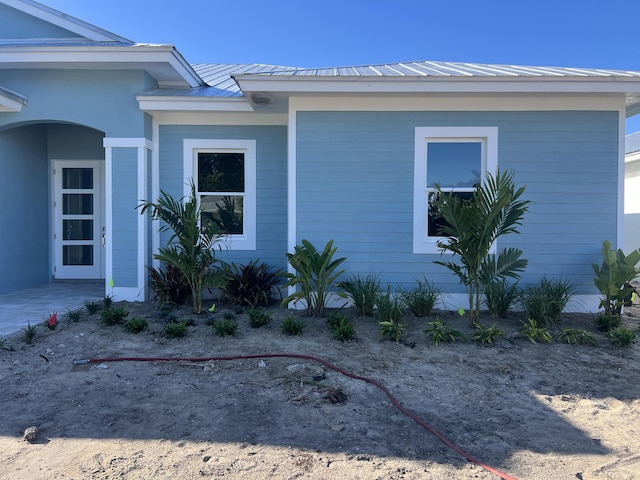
296,111,619,294
158,125,287,270
112,149,138,287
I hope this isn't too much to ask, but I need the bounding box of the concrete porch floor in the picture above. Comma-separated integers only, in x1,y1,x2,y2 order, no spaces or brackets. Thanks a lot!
0,280,104,336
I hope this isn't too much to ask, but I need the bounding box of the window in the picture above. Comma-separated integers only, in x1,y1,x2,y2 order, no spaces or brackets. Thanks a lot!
413,127,497,254
184,139,256,250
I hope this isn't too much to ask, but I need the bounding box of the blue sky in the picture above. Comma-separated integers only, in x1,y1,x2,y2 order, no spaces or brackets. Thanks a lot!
43,0,640,133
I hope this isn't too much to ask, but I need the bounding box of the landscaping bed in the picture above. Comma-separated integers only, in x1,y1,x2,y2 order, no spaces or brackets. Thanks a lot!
1,298,639,480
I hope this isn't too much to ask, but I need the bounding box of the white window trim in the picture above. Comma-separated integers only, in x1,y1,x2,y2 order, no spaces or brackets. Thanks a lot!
413,126,498,254
183,139,257,250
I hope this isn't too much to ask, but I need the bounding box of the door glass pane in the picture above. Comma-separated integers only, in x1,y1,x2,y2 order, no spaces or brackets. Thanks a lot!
62,168,93,189
427,142,482,188
63,245,93,266
201,195,243,234
63,220,93,240
63,194,93,215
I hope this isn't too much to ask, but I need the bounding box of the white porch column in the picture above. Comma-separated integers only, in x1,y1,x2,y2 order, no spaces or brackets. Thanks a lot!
103,137,153,302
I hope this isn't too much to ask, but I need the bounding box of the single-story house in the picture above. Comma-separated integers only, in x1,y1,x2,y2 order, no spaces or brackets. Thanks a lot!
625,132,640,255
2,0,640,311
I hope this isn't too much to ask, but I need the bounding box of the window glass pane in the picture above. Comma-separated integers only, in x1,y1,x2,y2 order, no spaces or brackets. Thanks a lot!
62,168,93,189
63,245,93,266
428,191,474,237
427,142,481,188
198,153,244,192
63,220,93,240
201,195,243,234
63,194,93,215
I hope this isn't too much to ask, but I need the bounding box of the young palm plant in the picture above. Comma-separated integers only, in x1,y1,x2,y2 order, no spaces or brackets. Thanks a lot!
138,181,222,314
281,239,347,317
432,169,530,325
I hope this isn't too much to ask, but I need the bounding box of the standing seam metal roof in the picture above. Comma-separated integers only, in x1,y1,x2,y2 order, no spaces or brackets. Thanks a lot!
140,60,640,98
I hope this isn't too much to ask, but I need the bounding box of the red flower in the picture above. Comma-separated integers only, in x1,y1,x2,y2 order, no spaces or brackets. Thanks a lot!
47,312,57,330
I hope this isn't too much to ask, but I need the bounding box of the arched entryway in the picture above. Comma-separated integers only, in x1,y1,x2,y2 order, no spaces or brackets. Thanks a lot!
0,121,105,294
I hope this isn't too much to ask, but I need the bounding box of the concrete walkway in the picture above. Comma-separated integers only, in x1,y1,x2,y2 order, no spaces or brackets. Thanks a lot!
0,281,104,336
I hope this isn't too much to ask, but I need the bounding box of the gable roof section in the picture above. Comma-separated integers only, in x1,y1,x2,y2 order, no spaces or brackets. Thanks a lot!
0,0,132,44
0,0,204,88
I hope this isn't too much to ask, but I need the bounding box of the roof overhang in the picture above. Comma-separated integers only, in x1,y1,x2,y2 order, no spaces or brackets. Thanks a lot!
137,95,253,112
0,84,27,112
234,74,640,116
0,45,204,88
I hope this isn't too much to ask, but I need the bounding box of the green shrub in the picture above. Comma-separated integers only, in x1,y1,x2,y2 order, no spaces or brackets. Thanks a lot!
379,320,405,342
520,277,574,327
220,260,282,307
22,322,37,344
327,312,356,341
607,327,636,347
594,313,622,332
103,295,113,309
338,273,381,316
147,264,191,307
377,288,406,342
592,240,640,316
424,318,466,346
100,306,129,326
401,277,440,317
376,287,405,323
558,328,597,346
281,239,347,317
247,307,272,328
281,316,305,336
214,317,238,337
66,308,82,322
472,323,504,344
124,317,148,334
483,279,519,317
164,321,188,338
84,300,101,315
518,319,552,344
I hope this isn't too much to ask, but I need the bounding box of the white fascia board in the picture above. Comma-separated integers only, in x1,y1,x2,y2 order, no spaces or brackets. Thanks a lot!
235,75,640,96
0,45,204,88
0,85,27,112
153,111,287,126
289,94,626,112
2,0,132,43
137,95,254,112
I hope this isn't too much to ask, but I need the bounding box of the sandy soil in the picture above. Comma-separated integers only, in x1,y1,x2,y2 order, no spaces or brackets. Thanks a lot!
1,295,639,480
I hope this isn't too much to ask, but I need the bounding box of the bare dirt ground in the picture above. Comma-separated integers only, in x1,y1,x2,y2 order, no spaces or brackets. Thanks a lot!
1,294,639,480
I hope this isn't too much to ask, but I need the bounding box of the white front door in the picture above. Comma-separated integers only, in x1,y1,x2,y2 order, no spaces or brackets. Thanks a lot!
53,161,104,279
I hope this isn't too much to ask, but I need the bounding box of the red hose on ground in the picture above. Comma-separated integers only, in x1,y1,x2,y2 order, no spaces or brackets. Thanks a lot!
73,353,518,480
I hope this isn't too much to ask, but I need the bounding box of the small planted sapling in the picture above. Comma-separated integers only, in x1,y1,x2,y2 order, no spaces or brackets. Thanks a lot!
592,240,640,317
281,239,347,317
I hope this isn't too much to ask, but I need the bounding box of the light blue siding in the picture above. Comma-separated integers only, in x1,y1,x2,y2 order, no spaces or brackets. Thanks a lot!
0,125,50,293
112,148,138,287
296,110,619,294
0,69,149,138
0,4,81,40
158,125,288,270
